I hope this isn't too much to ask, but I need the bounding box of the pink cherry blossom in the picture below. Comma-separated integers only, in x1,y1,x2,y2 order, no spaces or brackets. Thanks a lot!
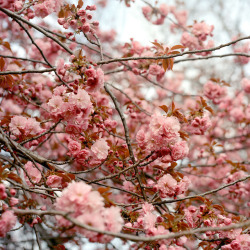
241,78,250,93
0,184,7,200
192,22,214,41
46,175,63,188
91,138,110,160
9,116,43,137
171,141,189,161
0,211,17,237
68,140,82,156
24,161,42,186
204,81,227,104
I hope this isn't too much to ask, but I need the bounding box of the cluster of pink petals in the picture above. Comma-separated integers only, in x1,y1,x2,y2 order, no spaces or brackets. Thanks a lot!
149,115,180,147
241,78,250,93
91,138,110,160
0,0,24,11
148,64,165,81
171,141,189,161
126,203,187,248
57,4,98,35
204,81,227,104
170,9,188,31
24,161,42,186
181,32,214,56
67,140,82,157
192,22,214,41
186,113,212,135
142,4,172,25
85,68,104,92
9,116,43,138
225,171,249,201
55,181,123,242
0,211,17,237
0,184,7,200
229,107,245,123
222,234,250,250
30,39,61,64
46,88,93,126
46,175,63,188
137,114,190,162
34,0,63,18
155,174,190,198
234,42,250,65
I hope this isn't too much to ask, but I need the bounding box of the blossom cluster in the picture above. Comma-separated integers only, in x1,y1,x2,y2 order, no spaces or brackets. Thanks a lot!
136,114,189,161
57,4,99,36
155,174,190,198
181,21,214,55
203,81,227,104
0,211,17,237
125,203,187,249
46,87,93,127
54,181,123,243
9,116,44,139
67,137,110,167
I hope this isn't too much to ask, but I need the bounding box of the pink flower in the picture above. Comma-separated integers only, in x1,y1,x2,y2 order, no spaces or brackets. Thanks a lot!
136,129,148,148
85,68,96,78
175,176,190,195
0,184,7,200
171,141,189,161
68,140,82,156
55,181,104,216
69,88,92,110
24,161,42,186
10,197,19,207
148,64,164,76
192,22,214,41
34,0,63,18
234,42,250,64
91,138,110,160
46,175,63,188
187,113,212,135
75,149,91,164
181,32,199,51
56,58,66,76
86,68,104,92
55,181,124,242
10,116,43,138
159,4,169,16
241,78,250,93
229,108,245,122
142,202,155,214
204,81,227,104
142,6,152,21
0,211,17,237
150,115,180,146
143,211,157,230
155,174,178,198
103,206,124,232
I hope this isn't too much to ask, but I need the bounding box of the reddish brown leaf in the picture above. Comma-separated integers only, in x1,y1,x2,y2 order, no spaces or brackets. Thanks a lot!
212,204,225,213
169,58,174,70
162,59,169,71
98,187,110,194
169,51,180,55
172,101,175,111
3,41,11,51
159,105,168,113
0,57,5,71
151,42,164,51
77,0,83,8
171,45,185,50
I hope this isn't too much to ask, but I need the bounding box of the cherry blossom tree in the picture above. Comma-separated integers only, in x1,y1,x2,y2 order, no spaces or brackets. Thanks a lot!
0,0,249,249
